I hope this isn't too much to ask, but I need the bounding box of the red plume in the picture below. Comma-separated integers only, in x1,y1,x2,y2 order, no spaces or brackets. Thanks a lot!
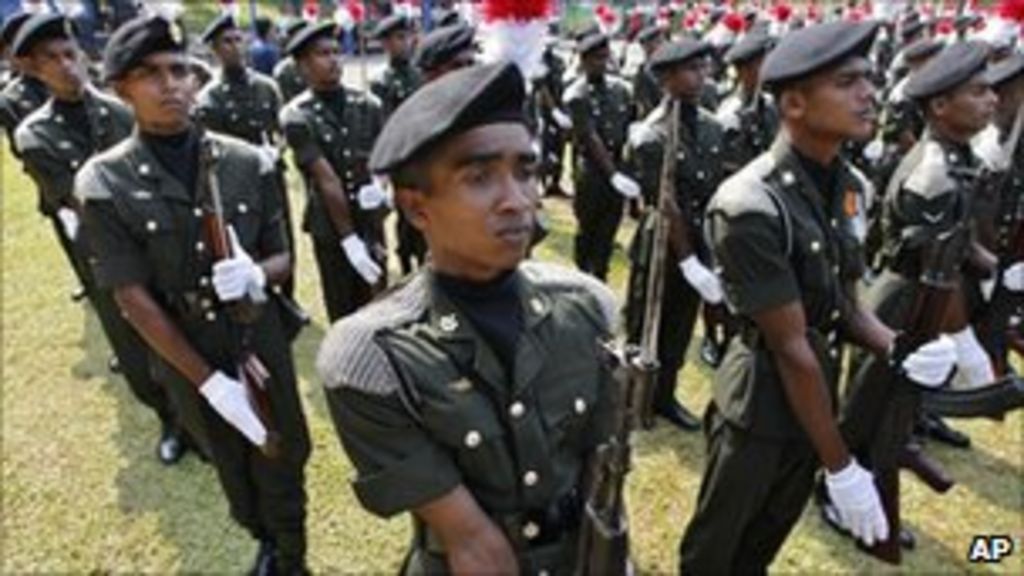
481,0,553,22
998,0,1024,22
936,17,954,35
723,11,746,32
771,3,792,22
346,0,365,23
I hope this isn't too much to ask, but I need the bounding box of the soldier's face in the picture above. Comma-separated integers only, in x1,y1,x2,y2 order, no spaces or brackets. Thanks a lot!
582,46,609,78
382,30,412,60
298,37,341,89
786,56,877,141
398,123,540,281
213,28,245,69
932,75,997,137
995,77,1024,129
662,57,707,104
116,52,195,133
26,37,84,98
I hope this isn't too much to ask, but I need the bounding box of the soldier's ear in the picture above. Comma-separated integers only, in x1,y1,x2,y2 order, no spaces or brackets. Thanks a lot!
778,89,807,121
394,186,429,231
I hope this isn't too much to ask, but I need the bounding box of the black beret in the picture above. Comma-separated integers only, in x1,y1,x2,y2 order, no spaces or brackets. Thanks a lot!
103,14,185,82
370,62,527,174
761,20,878,90
648,39,712,73
904,41,989,100
723,31,774,65
12,13,74,57
954,13,982,33
573,23,600,42
435,9,463,28
281,19,308,44
286,21,337,57
414,24,475,71
577,32,609,56
0,12,31,48
636,25,663,44
373,14,410,39
199,13,236,44
901,38,942,63
900,18,924,41
986,53,1023,88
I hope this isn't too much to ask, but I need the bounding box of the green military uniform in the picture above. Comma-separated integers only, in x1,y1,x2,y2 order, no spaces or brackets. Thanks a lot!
563,70,634,280
0,73,48,155
280,85,385,321
195,67,283,145
14,86,177,428
681,134,870,573
715,90,779,174
273,56,307,105
319,261,617,574
632,64,661,119
626,98,727,420
78,129,310,570
536,45,568,196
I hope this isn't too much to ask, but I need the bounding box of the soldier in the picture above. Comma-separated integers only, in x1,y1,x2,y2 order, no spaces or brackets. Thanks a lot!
369,14,420,120
414,23,477,83
12,12,183,464
679,21,956,573
880,38,943,161
279,22,386,322
626,38,728,431
317,61,617,575
534,39,571,198
273,20,309,105
631,25,664,118
0,12,48,154
563,32,640,281
715,29,779,174
77,15,310,573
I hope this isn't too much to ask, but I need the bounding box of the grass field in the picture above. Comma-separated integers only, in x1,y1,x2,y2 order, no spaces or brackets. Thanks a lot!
1,68,1022,576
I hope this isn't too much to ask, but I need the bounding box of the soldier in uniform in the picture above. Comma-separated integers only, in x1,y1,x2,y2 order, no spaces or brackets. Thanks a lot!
273,20,309,105
715,30,779,174
631,25,664,118
77,16,310,573
626,38,728,431
678,21,956,573
0,12,48,154
12,12,184,464
317,61,618,575
414,23,477,83
534,39,571,198
279,22,386,322
563,33,640,281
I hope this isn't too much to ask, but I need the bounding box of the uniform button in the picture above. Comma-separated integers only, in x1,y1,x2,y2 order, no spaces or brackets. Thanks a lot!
523,470,539,487
195,241,205,253
831,309,841,321
509,402,526,419
696,171,705,181
781,171,795,186
810,241,821,253
205,311,217,322
193,207,203,218
55,114,65,124
832,265,840,275
199,276,210,287
522,522,540,540
530,298,544,314
324,133,333,143
69,159,80,169
574,398,588,415
464,430,482,449
146,220,158,232
139,163,151,176
238,202,248,214
830,218,838,228
439,314,459,332
99,107,109,117
342,127,349,136
200,298,213,309
538,571,550,576
829,348,839,359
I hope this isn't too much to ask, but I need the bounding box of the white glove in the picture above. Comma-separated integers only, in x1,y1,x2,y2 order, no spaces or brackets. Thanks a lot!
901,335,957,388
211,227,266,302
551,107,573,130
679,255,724,304
341,234,382,285
1002,262,1024,292
949,326,994,390
825,459,889,546
980,277,997,302
610,172,641,199
57,207,80,241
863,139,885,163
357,180,390,210
199,371,268,447
258,143,280,164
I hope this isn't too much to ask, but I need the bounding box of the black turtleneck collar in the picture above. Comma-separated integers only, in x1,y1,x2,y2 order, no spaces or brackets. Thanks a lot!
434,268,524,375
141,126,200,195
679,101,698,137
314,86,346,115
223,65,247,84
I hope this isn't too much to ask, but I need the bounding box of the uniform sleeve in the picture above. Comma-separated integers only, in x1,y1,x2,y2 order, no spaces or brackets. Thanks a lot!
710,211,800,315
194,90,227,135
81,199,152,288
18,147,74,213
257,167,289,258
325,386,462,518
280,108,323,168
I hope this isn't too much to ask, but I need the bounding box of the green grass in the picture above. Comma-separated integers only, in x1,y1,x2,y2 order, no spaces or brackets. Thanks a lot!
2,106,1022,575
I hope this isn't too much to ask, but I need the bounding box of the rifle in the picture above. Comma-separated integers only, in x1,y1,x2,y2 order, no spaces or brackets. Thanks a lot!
840,225,967,564
575,99,679,576
200,139,282,459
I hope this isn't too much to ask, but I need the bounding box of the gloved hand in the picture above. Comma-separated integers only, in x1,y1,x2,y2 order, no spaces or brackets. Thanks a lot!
679,255,724,304
1002,262,1024,292
900,335,957,388
199,370,268,447
980,277,997,302
57,207,80,241
258,142,280,164
212,227,266,302
825,458,889,546
862,139,885,163
341,234,382,285
610,172,641,199
949,326,994,390
357,178,390,210
551,107,573,130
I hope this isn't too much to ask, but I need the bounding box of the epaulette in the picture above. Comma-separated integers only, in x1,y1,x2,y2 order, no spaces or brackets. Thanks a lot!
208,131,275,176
345,85,382,109
561,76,588,105
714,94,743,131
317,273,429,394
707,153,781,220
519,260,618,333
73,153,118,202
904,140,956,198
12,107,47,154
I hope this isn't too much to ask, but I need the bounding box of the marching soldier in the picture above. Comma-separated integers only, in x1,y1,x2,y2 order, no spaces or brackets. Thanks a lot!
12,12,183,464
77,15,310,573
626,38,728,431
563,32,640,281
880,38,943,161
273,20,309,105
0,12,48,154
534,40,571,198
679,21,956,573
280,22,386,322
414,23,477,83
632,25,665,118
368,14,420,121
715,30,779,174
318,61,618,575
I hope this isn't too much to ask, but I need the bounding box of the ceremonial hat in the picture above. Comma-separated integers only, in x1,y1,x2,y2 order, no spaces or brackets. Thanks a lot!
373,14,410,39
636,25,663,44
281,19,308,44
904,41,989,100
12,13,74,57
985,52,1024,88
723,31,774,65
577,32,609,56
286,21,337,57
648,38,712,73
0,12,32,49
103,14,185,82
199,13,236,44
761,20,878,90
414,24,475,71
901,37,943,63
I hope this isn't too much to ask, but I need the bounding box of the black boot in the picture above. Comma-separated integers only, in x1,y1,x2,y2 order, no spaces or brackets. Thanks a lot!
654,399,701,431
250,540,278,576
156,424,186,466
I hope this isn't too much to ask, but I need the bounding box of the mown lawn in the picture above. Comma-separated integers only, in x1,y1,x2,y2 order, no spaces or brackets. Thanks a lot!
2,66,1021,576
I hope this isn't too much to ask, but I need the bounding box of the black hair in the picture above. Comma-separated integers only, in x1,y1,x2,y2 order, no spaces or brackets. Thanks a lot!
254,17,272,39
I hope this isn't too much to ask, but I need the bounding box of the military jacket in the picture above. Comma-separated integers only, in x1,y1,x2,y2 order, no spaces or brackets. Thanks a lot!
0,74,49,150
880,77,924,146
15,87,133,216
563,74,634,167
195,68,283,145
369,60,420,120
715,90,779,174
279,86,383,240
631,65,661,119
705,136,869,439
273,56,307,105
318,261,618,571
